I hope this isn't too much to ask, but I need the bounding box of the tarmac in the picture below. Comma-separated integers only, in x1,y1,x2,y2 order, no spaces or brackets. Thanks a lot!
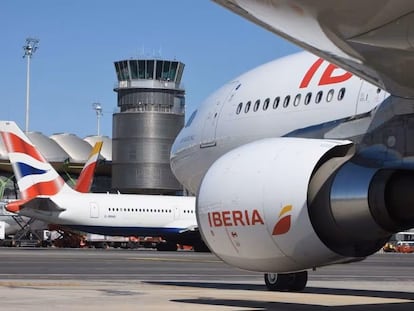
0,249,413,310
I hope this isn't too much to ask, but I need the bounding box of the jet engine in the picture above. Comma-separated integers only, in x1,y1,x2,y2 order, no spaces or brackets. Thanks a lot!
197,138,414,275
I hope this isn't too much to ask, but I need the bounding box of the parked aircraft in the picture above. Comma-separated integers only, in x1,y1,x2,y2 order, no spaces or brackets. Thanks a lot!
0,122,203,251
170,0,414,290
0,141,103,238
74,141,103,192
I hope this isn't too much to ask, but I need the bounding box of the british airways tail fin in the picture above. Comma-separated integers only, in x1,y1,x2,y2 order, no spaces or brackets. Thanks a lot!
0,121,75,199
75,141,103,192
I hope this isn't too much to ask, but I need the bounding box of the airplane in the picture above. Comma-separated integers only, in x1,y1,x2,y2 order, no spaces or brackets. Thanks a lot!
170,0,414,291
0,141,103,238
0,122,204,251
74,141,103,192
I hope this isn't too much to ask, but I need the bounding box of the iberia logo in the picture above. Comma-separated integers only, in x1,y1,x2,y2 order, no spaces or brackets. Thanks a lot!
272,205,292,236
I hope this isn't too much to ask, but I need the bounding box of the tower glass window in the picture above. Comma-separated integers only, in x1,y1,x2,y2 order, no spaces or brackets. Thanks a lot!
161,61,171,80
130,61,138,79
138,60,146,79
168,62,178,81
119,61,129,80
146,60,155,79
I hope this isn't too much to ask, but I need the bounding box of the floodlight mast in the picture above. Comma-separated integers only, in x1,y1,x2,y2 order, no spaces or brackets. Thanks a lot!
92,102,103,136
23,38,39,133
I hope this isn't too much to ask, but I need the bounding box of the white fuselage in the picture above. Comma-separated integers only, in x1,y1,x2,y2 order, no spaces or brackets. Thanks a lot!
19,193,196,238
171,51,388,194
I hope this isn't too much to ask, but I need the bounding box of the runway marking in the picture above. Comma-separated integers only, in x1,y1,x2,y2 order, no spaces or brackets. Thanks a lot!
0,281,82,287
127,257,222,263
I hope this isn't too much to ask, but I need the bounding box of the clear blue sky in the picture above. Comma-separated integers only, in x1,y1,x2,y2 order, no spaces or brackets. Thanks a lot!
0,0,299,138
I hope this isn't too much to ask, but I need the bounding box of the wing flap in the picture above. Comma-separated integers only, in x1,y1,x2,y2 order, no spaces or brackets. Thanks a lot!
179,225,198,234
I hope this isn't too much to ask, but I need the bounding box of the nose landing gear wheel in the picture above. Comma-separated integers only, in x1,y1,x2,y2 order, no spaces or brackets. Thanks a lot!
264,271,308,292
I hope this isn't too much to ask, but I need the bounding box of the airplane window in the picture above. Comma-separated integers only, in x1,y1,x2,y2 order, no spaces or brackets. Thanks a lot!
253,99,260,112
245,101,251,113
263,98,270,110
236,103,243,114
315,91,323,103
304,93,312,105
116,208,119,211
283,95,291,108
327,89,334,102
293,94,301,107
377,88,381,94
338,88,346,101
185,110,197,127
273,97,280,109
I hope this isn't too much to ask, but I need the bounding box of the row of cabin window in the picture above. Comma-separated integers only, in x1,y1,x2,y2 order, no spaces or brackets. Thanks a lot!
236,88,346,115
108,207,194,214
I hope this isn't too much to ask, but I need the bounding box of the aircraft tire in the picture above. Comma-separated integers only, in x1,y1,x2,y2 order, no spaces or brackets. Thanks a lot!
264,271,307,292
156,241,178,251
192,241,211,252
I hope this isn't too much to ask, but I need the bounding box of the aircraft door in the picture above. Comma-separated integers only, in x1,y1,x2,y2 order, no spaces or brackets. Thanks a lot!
356,81,386,115
174,206,180,220
90,202,99,218
200,81,240,148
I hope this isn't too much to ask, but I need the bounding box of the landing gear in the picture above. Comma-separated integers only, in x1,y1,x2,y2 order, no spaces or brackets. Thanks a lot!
264,271,308,292
156,241,178,251
192,240,210,252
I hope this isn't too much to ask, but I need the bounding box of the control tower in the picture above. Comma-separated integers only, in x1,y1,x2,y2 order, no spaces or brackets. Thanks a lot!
112,59,185,194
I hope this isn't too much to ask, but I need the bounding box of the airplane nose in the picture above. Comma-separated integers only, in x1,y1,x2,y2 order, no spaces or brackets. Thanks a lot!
170,130,183,162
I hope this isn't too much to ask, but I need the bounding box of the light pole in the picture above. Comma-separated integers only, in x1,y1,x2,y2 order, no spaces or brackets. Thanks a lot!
23,37,39,133
92,102,103,136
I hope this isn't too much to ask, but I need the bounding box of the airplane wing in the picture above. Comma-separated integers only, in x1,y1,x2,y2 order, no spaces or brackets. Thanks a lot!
6,197,65,214
213,0,414,97
179,224,198,234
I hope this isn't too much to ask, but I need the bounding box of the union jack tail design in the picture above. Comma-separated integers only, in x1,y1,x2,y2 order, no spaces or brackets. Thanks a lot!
75,141,103,192
0,121,75,199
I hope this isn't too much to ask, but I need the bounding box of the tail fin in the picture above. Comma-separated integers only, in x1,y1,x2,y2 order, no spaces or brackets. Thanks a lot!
75,141,103,192
0,121,74,199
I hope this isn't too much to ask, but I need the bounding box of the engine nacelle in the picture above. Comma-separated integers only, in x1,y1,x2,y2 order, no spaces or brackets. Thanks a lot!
197,138,414,273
